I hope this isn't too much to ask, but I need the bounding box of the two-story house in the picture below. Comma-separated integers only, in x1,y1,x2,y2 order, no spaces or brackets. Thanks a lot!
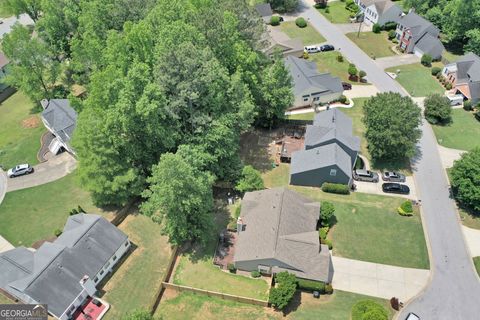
442,53,480,105
354,0,402,26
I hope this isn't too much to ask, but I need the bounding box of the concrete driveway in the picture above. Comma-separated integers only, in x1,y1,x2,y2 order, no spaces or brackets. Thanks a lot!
0,168,6,205
354,176,418,200
375,54,420,70
336,23,372,34
0,14,34,39
437,145,465,169
0,235,14,253
6,153,77,192
344,85,380,99
332,256,430,302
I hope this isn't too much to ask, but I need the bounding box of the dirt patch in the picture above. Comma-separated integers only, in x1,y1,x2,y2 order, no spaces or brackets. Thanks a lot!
161,288,179,301
22,116,40,128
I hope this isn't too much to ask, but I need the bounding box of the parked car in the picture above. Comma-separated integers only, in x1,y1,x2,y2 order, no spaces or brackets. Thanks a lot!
353,169,379,182
382,171,406,182
405,313,420,320
382,183,410,194
7,164,34,178
304,45,320,53
320,44,335,52
342,82,352,90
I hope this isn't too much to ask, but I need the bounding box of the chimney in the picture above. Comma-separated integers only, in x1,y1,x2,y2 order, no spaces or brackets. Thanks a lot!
40,99,49,110
236,217,244,234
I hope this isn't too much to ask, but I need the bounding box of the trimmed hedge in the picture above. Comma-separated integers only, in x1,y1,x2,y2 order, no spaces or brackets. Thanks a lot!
352,300,388,320
325,283,333,294
372,23,381,33
339,94,348,104
251,270,261,278
464,100,473,111
388,30,396,40
398,200,414,216
431,66,442,76
270,16,280,26
321,238,333,250
295,17,307,28
322,182,350,194
297,278,326,292
319,226,329,240
382,21,397,31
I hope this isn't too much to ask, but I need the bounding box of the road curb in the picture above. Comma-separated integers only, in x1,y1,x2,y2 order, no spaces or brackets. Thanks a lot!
0,168,7,206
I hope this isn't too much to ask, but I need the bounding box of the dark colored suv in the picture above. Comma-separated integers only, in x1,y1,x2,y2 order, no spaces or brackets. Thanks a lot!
382,183,410,194
342,82,352,90
320,44,335,52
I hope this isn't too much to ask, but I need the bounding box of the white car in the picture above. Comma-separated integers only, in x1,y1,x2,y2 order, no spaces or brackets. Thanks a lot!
304,45,320,53
7,164,34,178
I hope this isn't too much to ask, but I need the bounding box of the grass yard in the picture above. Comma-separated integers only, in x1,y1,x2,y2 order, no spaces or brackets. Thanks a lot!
459,207,480,230
386,63,444,97
0,0,14,17
291,187,429,269
0,92,44,169
286,112,315,121
0,293,13,304
156,290,393,320
100,215,172,320
474,257,480,277
0,172,115,246
432,109,480,151
317,1,353,24
310,51,367,86
346,31,396,58
278,21,326,45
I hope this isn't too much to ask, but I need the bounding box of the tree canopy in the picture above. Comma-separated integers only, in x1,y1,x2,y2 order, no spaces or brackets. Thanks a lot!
424,94,452,125
269,272,297,310
363,93,422,161
351,300,388,320
236,165,265,193
450,148,480,212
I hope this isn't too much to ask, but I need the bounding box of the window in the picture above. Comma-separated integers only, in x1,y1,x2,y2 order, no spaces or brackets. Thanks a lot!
313,97,320,102
113,255,117,261
330,169,337,176
105,262,111,268
124,241,129,247
100,270,104,276
94,277,99,283
302,95,309,102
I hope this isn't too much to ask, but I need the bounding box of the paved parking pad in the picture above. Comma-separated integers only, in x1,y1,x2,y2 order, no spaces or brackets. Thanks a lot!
332,256,430,302
354,176,417,200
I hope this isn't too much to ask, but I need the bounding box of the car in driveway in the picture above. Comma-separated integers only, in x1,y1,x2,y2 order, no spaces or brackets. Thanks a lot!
342,82,352,90
7,164,34,178
353,169,379,182
382,182,410,194
382,171,406,182
320,44,335,52
304,45,321,53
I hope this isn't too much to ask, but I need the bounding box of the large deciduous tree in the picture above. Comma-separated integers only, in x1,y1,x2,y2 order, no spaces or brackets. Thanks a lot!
141,151,214,245
363,93,421,161
5,0,41,21
424,93,452,125
450,148,480,212
236,165,264,193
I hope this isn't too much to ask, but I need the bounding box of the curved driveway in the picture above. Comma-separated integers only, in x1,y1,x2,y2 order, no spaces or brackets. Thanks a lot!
296,1,480,318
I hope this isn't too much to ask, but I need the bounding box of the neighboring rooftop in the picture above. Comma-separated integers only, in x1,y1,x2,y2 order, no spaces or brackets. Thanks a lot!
255,3,273,22
41,99,77,145
0,52,10,69
305,125,361,153
313,108,353,135
290,143,352,176
456,52,480,83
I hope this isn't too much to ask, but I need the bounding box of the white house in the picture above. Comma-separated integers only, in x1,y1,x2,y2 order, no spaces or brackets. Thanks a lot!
355,0,402,25
41,98,77,155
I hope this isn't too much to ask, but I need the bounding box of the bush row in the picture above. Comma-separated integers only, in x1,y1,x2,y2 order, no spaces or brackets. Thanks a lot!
322,182,350,194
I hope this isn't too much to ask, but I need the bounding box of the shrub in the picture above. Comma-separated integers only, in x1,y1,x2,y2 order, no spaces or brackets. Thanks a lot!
424,93,452,125
348,64,358,77
227,263,236,273
251,270,261,278
451,149,480,211
325,283,333,294
445,83,452,90
398,200,414,216
295,17,307,28
297,278,326,292
320,201,335,226
382,21,397,31
270,16,280,26
431,67,442,76
351,300,389,320
303,51,309,59
318,226,329,240
54,228,62,237
339,95,348,104
337,54,344,62
359,70,367,79
372,23,381,33
388,30,396,40
236,165,264,193
325,7,330,13
270,272,297,310
392,39,398,44
322,182,350,194
464,100,473,111
69,208,78,216
314,0,327,9
321,238,333,250
421,54,433,67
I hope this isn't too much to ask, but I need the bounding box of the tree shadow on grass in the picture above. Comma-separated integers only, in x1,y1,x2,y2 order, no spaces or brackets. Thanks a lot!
281,290,302,316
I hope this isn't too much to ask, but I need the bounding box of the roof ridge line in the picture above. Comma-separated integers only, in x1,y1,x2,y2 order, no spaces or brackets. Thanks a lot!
1,254,32,275
272,189,286,257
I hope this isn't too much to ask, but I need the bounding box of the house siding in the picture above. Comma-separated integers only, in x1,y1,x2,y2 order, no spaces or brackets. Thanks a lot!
290,164,351,187
234,258,297,275
294,91,342,109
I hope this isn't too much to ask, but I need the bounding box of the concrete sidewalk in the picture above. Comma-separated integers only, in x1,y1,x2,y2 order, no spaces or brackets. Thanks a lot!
462,226,480,258
332,256,430,302
0,169,6,205
0,235,14,253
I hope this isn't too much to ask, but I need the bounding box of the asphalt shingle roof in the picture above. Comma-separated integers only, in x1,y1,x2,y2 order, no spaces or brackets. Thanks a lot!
305,125,361,152
456,53,480,83
290,143,353,176
234,188,331,282
313,109,353,135
41,99,77,145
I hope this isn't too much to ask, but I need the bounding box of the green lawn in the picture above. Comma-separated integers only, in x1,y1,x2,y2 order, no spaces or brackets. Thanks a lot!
310,51,367,85
346,32,396,59
0,92,44,169
100,215,172,320
317,1,353,24
432,109,480,151
0,293,13,304
386,63,444,97
0,0,14,17
286,112,315,121
474,257,480,277
0,172,115,246
155,290,393,320
278,21,326,45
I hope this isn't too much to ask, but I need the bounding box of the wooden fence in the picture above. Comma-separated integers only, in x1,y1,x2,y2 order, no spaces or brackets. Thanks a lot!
149,246,179,315
161,282,270,307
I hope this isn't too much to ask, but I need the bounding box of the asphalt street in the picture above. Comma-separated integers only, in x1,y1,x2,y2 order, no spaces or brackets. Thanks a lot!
297,1,480,318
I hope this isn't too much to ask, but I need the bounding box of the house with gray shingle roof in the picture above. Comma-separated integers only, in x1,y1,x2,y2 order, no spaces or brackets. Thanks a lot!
289,109,359,187
255,3,273,23
0,214,131,320
41,99,77,155
234,188,333,283
395,10,444,60
443,52,480,105
265,27,304,58
355,0,403,26
284,56,343,109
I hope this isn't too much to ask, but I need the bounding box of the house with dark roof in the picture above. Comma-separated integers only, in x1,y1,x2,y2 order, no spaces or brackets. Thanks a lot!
395,10,444,60
41,99,77,155
264,27,304,58
285,56,343,109
255,3,273,23
355,0,403,26
234,188,333,283
290,109,359,187
442,52,480,105
0,214,131,320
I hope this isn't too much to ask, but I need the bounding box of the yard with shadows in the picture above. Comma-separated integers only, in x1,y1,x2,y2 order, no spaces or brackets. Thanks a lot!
278,21,326,45
432,109,480,151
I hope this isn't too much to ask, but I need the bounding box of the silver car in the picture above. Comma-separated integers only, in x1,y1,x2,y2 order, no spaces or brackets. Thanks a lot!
382,171,406,182
353,169,379,182
7,164,34,178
